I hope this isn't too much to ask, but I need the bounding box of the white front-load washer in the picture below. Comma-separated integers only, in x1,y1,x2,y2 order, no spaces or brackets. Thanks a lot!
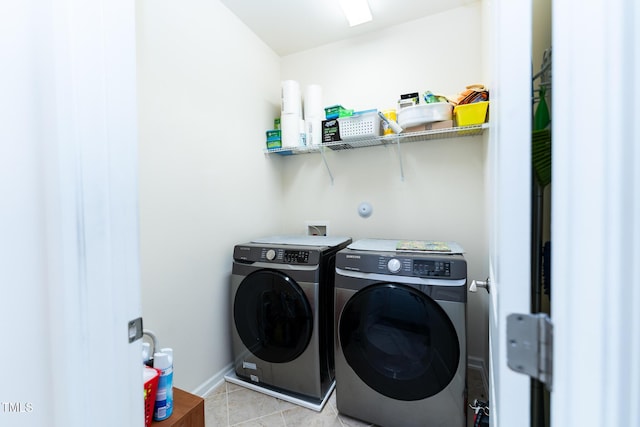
228,235,351,406
334,239,467,427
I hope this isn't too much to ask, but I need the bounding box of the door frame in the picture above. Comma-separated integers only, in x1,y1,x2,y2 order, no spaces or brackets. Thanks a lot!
551,0,640,425
488,0,533,425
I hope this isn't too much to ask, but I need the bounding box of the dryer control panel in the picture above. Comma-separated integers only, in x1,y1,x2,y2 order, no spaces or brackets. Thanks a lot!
412,259,451,277
234,244,320,265
377,257,450,277
337,250,466,280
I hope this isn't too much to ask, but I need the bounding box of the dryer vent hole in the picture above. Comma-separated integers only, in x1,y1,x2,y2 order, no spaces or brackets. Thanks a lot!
307,224,327,236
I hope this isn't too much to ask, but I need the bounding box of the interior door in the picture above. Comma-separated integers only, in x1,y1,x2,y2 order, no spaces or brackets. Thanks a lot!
1,1,143,426
48,1,143,425
488,0,533,425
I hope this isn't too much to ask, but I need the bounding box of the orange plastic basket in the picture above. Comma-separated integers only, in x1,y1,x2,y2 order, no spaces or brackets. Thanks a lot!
144,367,160,427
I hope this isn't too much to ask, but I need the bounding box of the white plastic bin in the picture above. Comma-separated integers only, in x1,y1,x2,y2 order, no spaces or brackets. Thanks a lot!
338,110,381,140
397,102,453,128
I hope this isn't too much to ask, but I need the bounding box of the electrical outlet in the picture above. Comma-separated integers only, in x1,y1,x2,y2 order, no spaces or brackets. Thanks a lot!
305,221,329,236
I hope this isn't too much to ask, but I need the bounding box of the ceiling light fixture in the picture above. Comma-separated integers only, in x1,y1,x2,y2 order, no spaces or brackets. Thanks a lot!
338,0,372,27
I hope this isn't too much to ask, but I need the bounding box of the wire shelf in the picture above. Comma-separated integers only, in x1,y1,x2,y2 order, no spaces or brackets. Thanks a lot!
264,123,488,155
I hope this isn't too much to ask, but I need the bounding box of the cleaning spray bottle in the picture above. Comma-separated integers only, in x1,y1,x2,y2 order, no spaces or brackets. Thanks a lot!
153,348,174,421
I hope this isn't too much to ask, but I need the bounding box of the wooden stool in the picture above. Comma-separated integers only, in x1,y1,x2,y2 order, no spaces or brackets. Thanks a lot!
151,388,204,427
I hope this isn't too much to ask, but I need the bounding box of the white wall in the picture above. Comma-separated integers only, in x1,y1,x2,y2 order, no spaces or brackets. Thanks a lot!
279,3,490,370
136,0,283,391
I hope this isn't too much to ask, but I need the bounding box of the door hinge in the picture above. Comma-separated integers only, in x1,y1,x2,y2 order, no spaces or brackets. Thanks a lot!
506,313,553,390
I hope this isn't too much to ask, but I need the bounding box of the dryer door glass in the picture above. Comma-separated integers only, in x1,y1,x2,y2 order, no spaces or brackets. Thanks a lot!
339,283,460,401
234,269,313,363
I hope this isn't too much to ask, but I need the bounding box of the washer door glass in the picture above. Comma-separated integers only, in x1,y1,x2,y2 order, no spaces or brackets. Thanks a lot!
234,269,313,363
339,283,460,401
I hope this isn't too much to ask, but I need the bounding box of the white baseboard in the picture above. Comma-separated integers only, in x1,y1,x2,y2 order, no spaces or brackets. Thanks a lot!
191,362,233,398
468,356,489,395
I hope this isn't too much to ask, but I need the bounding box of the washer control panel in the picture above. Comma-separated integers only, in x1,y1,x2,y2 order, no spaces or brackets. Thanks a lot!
257,248,311,264
338,250,466,280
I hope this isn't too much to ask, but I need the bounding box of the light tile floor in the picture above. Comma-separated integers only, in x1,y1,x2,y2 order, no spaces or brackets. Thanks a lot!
204,368,488,427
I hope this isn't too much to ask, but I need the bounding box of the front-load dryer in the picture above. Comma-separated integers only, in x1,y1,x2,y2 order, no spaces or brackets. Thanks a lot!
334,239,467,427
229,235,351,405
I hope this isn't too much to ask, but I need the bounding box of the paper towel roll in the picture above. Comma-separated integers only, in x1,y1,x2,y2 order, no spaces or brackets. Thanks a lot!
305,118,322,146
281,113,301,148
281,80,302,116
304,84,323,120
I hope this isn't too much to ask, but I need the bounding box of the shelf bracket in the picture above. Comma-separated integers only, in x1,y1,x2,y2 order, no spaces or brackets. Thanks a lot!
395,137,405,181
320,146,334,185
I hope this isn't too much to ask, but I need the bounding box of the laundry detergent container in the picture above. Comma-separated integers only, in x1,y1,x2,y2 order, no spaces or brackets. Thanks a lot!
397,102,453,128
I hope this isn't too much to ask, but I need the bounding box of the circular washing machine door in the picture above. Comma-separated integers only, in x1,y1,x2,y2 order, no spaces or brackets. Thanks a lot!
234,269,313,363
339,283,459,401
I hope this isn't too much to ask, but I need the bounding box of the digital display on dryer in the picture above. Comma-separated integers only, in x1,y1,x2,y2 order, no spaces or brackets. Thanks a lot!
283,250,310,264
413,260,451,277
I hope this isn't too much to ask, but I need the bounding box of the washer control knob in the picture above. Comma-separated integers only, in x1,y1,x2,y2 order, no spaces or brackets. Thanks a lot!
265,249,276,261
387,258,402,273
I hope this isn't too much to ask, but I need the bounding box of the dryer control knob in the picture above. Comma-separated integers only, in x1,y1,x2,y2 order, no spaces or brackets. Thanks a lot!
387,258,402,273
265,249,276,260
